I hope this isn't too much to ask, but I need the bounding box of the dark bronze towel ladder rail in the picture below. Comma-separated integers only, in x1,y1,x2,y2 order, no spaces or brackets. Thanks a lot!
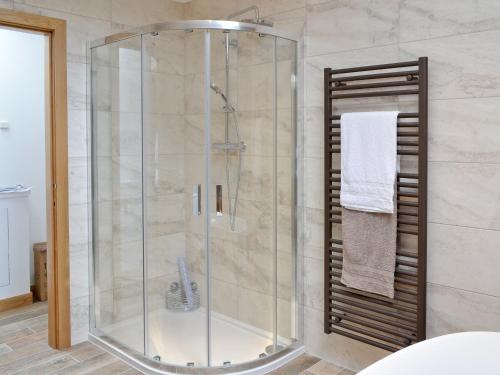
324,58,428,352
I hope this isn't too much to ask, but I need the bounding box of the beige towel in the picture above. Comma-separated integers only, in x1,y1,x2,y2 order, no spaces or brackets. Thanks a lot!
340,206,397,298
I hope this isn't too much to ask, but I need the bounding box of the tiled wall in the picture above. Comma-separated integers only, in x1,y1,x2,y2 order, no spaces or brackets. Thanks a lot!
185,0,500,371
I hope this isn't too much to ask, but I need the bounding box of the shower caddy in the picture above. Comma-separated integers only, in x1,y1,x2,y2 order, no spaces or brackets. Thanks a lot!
323,58,428,352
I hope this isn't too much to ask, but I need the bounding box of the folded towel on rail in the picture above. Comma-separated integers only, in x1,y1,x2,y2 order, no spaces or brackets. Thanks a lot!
340,201,397,298
340,111,398,213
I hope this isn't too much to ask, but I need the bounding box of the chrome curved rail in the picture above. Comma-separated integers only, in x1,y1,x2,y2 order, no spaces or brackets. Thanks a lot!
89,20,299,48
89,333,304,375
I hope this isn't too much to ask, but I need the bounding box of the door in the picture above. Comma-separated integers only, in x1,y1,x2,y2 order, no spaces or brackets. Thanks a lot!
91,35,145,354
142,29,209,367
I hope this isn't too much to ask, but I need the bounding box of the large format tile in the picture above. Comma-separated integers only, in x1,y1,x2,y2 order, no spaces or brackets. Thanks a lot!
400,30,500,99
303,207,323,260
70,249,90,299
70,295,90,345
304,106,323,159
303,256,324,311
184,0,239,19
400,0,500,42
143,72,184,115
237,286,273,332
304,157,323,210
305,0,398,57
69,203,89,251
111,0,183,26
20,0,112,20
236,0,305,18
143,30,185,76
428,223,500,297
427,283,500,338
145,194,185,237
429,97,500,163
428,162,500,230
68,157,89,205
67,62,88,111
68,110,88,158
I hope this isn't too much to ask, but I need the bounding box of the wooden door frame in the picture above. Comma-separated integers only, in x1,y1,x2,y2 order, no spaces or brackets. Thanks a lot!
0,9,70,349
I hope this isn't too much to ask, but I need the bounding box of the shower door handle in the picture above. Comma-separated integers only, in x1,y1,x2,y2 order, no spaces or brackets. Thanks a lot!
216,185,223,217
192,184,201,216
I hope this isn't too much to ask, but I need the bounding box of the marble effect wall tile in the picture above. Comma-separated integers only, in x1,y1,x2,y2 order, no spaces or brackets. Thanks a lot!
400,0,500,42
70,249,90,300
428,224,500,297
19,0,112,21
68,110,88,158
303,256,323,311
236,0,305,18
111,0,183,26
143,31,185,76
69,157,89,205
428,162,500,230
305,0,398,57
238,287,273,333
427,283,500,338
429,98,500,163
145,194,185,237
68,62,88,111
146,233,185,279
69,203,89,252
143,114,185,156
71,295,91,345
143,73,184,115
183,0,239,20
303,207,323,260
304,157,323,210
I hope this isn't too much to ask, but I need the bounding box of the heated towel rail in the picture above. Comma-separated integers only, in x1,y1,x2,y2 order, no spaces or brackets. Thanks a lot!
324,58,428,352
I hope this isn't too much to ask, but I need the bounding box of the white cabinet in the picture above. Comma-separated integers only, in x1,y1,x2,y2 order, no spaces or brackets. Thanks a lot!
0,208,9,287
0,188,31,300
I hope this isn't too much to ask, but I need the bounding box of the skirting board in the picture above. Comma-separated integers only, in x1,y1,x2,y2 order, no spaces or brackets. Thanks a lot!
0,292,33,313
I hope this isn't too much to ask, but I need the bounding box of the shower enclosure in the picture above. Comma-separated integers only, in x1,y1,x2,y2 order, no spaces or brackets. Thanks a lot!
88,20,300,374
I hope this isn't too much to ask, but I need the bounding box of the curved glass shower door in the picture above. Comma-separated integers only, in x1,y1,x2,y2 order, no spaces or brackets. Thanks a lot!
90,21,298,372
91,35,145,354
142,28,209,367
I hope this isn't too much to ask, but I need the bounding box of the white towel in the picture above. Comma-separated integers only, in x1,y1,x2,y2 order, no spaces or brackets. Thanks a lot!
340,111,399,213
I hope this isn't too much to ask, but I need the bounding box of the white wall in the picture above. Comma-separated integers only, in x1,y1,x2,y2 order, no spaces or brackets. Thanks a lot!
0,27,46,283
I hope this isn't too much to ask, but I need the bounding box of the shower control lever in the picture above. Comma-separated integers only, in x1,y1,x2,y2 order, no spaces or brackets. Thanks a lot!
216,185,223,217
192,184,201,216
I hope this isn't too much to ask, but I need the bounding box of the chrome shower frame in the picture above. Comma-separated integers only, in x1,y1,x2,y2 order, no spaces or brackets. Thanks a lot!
88,20,301,375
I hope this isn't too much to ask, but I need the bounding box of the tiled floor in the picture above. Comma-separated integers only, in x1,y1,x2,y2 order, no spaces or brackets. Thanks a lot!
0,302,354,374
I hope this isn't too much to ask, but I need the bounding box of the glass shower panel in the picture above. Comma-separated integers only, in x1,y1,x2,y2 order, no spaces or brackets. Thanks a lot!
209,29,276,366
91,36,145,354
142,29,208,367
276,37,298,345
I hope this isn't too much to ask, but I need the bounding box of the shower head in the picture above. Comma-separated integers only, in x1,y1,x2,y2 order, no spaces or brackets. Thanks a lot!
210,82,229,104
